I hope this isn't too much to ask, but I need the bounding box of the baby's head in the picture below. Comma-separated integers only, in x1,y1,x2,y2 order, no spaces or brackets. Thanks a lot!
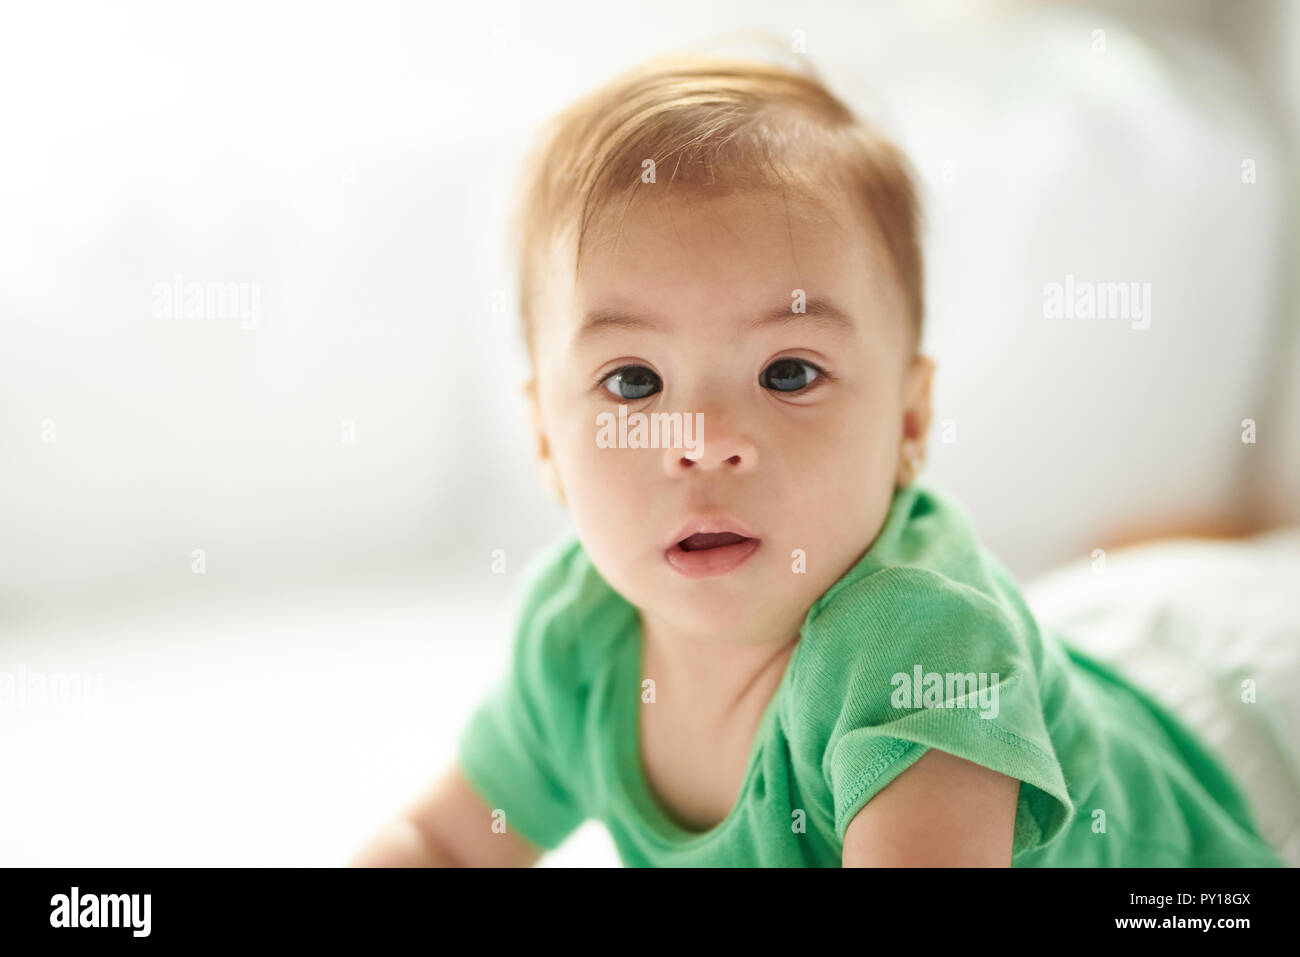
512,53,935,645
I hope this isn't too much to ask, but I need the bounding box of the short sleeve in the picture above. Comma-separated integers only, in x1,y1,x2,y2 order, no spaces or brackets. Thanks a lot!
797,565,1076,855
455,538,590,852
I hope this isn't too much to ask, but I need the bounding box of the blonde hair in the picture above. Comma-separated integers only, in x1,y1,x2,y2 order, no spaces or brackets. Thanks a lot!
508,51,924,364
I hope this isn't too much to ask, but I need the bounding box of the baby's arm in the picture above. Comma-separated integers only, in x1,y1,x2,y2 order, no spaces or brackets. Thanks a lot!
349,762,544,868
842,748,1020,867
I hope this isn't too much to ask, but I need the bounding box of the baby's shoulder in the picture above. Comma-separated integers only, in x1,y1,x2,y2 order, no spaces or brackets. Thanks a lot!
802,560,1031,664
785,551,1073,852
788,558,1044,746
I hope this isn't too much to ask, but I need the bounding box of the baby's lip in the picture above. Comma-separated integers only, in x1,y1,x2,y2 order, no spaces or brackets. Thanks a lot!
665,515,760,551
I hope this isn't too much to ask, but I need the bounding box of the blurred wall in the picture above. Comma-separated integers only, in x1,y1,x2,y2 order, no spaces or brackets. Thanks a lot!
2,0,1297,621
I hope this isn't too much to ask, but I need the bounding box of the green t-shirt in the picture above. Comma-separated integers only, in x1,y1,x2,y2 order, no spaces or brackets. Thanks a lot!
456,480,1283,867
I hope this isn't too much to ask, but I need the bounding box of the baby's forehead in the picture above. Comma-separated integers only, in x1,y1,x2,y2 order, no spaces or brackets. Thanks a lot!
523,180,913,373
563,191,897,328
583,185,859,258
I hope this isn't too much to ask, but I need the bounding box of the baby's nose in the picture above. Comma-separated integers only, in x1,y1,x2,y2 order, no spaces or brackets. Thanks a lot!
666,411,757,474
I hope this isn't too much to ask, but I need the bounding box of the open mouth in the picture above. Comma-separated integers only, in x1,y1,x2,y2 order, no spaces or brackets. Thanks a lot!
665,531,761,578
677,531,753,551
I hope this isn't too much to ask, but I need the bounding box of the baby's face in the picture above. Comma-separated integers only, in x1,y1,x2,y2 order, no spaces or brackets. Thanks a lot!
526,186,932,645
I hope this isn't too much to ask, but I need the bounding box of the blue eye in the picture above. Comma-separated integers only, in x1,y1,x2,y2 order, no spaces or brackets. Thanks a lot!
601,365,662,400
760,358,823,393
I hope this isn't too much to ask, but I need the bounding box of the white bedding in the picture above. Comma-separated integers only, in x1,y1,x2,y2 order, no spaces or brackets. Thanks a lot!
1024,528,1300,867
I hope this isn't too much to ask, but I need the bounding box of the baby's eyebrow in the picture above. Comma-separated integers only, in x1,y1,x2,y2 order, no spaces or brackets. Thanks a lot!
751,297,857,334
575,296,856,343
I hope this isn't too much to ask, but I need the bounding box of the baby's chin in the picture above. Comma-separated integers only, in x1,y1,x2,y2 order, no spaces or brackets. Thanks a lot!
616,549,816,644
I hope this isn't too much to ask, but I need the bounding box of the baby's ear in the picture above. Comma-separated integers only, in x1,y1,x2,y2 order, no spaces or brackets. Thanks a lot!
519,375,567,507
903,353,935,437
896,354,936,485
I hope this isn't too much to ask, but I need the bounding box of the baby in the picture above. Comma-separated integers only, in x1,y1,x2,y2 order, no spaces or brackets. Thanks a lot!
352,53,1283,867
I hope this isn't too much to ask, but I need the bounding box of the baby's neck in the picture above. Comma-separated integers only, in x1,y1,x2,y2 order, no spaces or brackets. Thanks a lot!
637,609,800,722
